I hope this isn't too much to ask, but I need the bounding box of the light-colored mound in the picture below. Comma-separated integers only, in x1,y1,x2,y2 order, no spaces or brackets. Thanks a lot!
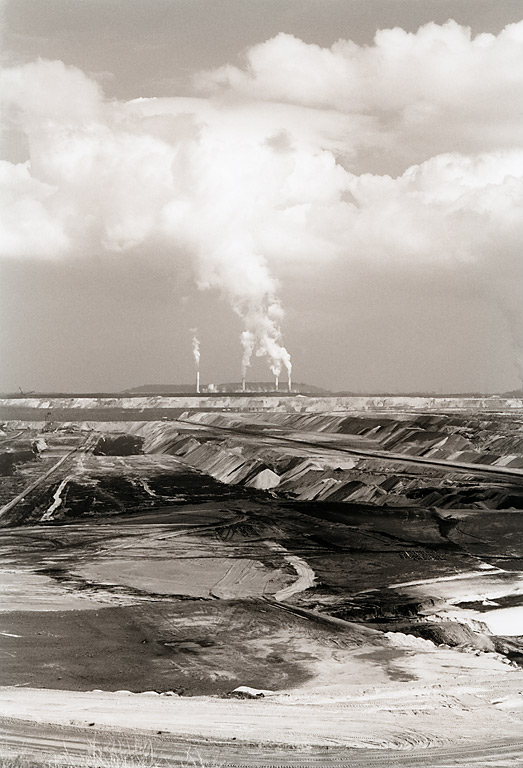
246,468,280,489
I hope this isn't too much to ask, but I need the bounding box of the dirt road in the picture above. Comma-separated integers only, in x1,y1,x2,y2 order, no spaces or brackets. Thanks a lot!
0,450,77,521
0,434,95,522
1,717,523,767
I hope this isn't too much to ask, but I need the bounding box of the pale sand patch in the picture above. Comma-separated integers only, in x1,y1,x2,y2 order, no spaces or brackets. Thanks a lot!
393,569,523,637
0,570,112,612
73,556,289,598
392,570,523,604
470,605,523,636
211,558,286,599
300,633,517,696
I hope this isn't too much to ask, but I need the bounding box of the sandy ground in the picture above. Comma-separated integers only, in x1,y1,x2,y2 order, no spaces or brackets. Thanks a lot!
0,660,522,751
1,611,522,751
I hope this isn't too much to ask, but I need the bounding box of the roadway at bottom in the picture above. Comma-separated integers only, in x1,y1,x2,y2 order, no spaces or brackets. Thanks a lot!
1,718,523,768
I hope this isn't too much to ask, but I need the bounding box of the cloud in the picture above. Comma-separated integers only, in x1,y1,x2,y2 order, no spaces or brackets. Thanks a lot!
1,18,523,387
1,58,103,127
197,21,523,168
346,151,523,268
0,161,70,258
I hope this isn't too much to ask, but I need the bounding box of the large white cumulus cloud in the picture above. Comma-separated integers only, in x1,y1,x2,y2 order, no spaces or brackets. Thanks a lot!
1,19,523,385
199,21,523,162
200,22,523,111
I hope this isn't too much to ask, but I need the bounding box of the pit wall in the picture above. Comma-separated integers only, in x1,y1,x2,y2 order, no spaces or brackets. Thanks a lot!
52,418,522,508
1,395,522,415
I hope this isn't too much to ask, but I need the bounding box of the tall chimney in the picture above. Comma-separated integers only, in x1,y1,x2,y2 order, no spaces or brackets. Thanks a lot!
196,370,200,394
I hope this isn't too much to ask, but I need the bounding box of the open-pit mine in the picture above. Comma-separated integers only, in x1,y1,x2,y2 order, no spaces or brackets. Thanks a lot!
1,394,523,767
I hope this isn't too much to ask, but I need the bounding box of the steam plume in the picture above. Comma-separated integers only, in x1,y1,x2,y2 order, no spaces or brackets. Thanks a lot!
238,299,291,381
191,329,200,393
191,329,200,369
3,17,523,391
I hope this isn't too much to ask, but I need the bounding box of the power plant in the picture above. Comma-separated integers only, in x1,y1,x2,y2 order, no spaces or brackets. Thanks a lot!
191,328,292,393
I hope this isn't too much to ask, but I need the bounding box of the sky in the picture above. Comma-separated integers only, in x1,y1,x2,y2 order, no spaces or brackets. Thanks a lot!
1,0,523,394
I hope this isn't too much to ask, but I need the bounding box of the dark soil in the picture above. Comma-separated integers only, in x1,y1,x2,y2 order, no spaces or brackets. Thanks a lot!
7,467,246,526
0,449,37,475
92,434,144,456
0,600,315,695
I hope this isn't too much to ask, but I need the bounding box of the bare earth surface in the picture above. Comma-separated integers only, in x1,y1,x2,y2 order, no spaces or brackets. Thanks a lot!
1,396,523,765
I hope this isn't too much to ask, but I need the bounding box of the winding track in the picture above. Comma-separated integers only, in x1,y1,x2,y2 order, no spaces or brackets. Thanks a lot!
264,541,316,601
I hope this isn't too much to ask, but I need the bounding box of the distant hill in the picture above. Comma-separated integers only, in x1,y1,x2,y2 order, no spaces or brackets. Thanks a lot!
502,388,523,398
124,382,331,395
218,382,330,394
124,384,199,394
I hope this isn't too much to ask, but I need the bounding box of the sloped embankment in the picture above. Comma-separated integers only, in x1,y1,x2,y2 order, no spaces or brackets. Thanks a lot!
182,410,523,469
137,414,523,511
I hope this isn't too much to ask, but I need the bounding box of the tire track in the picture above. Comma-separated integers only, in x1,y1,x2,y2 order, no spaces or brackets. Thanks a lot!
1,718,523,768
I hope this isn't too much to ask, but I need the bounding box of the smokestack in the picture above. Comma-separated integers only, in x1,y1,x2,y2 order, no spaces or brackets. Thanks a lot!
242,377,246,392
275,375,279,391
196,370,200,394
